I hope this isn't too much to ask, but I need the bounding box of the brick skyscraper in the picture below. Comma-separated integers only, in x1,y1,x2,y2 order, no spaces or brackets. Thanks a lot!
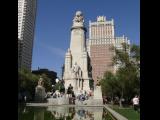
87,16,130,84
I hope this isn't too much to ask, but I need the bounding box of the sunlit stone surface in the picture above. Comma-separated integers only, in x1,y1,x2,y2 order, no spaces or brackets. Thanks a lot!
63,11,90,93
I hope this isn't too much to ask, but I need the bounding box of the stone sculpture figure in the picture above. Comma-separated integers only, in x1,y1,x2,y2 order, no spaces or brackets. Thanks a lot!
72,62,82,79
38,76,44,86
72,62,83,90
73,11,84,23
35,76,46,102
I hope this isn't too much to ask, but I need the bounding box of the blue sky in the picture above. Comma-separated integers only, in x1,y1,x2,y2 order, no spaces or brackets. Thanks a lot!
32,0,140,77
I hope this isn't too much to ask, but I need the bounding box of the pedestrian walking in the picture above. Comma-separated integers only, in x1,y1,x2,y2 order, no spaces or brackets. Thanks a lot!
132,95,139,112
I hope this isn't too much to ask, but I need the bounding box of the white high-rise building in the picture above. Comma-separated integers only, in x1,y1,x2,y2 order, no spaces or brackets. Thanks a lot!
18,0,37,70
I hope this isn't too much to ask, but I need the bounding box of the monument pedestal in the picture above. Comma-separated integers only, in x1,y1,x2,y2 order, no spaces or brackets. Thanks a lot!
83,79,90,91
47,97,69,105
35,85,46,102
93,86,103,105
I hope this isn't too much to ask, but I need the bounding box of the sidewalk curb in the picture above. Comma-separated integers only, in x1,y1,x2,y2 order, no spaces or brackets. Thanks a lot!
104,105,128,120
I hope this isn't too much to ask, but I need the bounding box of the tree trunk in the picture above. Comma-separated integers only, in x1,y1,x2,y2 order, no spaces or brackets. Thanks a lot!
119,89,123,108
111,88,114,105
119,98,123,108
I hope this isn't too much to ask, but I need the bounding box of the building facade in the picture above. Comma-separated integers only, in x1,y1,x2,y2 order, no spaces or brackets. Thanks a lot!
87,16,130,84
18,0,37,70
18,38,23,69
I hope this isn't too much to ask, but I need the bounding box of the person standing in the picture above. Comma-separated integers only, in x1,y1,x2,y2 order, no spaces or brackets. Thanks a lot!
51,85,55,96
103,96,108,104
132,95,139,112
24,96,27,103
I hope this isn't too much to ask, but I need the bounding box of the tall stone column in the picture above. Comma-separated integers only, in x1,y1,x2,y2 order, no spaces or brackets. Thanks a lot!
63,49,71,79
63,11,90,93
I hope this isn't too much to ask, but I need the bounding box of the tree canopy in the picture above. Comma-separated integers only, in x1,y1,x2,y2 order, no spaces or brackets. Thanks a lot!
100,43,140,106
18,68,52,101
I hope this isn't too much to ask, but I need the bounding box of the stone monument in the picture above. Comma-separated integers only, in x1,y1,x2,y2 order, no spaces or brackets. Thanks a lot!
63,11,103,105
93,86,103,105
63,11,90,93
35,76,46,102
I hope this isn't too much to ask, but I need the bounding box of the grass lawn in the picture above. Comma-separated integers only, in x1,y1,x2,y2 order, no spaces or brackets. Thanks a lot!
110,105,140,120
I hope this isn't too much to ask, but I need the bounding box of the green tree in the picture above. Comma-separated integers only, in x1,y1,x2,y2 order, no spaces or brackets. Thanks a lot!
18,68,39,101
41,74,52,92
114,43,140,107
100,43,140,107
101,71,119,103
54,80,65,93
18,68,53,101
